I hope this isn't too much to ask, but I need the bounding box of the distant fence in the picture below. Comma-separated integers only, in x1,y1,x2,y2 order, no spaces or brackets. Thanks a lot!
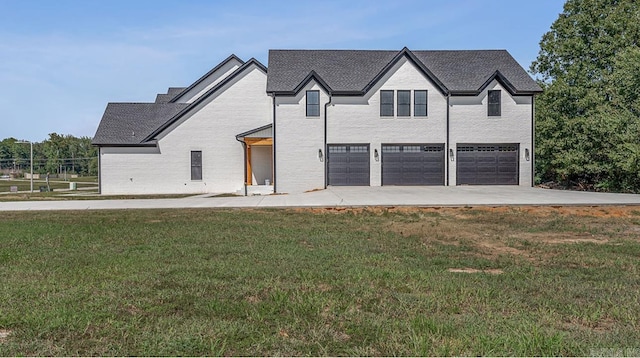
22,173,79,179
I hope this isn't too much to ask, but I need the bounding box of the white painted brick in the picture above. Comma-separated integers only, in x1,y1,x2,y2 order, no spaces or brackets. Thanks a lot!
100,66,271,195
449,81,533,186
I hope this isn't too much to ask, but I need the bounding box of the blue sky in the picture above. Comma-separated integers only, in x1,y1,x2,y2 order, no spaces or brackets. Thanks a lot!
0,0,565,142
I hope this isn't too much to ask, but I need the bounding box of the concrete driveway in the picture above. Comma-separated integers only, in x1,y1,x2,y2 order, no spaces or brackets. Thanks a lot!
2,186,640,211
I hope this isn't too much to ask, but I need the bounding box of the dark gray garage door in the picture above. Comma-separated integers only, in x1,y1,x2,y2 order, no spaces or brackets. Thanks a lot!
457,144,519,185
382,144,445,185
327,144,370,186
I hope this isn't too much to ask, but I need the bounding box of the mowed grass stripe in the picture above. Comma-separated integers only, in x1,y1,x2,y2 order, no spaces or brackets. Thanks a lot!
0,207,639,356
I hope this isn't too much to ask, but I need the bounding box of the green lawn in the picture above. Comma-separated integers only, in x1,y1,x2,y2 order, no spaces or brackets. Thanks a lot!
0,178,97,192
0,207,639,356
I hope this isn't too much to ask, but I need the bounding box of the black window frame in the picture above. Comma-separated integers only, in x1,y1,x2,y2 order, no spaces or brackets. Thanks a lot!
306,90,320,117
414,90,428,117
380,90,394,117
191,150,202,181
397,90,411,117
488,90,501,116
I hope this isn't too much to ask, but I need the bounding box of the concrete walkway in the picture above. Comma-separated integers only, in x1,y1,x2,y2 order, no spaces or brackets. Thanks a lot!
2,186,640,211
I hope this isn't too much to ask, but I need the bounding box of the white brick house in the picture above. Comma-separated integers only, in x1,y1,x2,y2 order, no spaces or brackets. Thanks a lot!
93,48,541,195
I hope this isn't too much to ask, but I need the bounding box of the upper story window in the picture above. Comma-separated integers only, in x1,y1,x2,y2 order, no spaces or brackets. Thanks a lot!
380,90,394,116
397,90,411,117
414,90,427,117
488,90,501,116
306,90,320,116
191,151,202,181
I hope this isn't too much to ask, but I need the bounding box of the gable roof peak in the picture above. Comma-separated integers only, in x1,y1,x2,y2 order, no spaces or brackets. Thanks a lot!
169,54,245,103
243,57,268,72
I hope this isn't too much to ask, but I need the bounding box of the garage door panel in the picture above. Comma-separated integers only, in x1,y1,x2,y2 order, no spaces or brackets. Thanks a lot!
382,144,444,186
457,144,519,185
499,158,517,164
477,156,498,163
327,144,370,186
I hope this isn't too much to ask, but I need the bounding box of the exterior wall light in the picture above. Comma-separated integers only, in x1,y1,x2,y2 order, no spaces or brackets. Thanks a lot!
318,149,323,162
449,148,455,161
525,148,530,161
374,149,379,161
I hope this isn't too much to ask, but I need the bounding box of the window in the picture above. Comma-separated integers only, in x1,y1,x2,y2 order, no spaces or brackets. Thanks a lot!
414,90,427,116
488,90,501,116
382,145,400,153
350,145,368,153
191,151,202,180
397,90,411,117
380,90,394,116
403,145,421,152
306,90,320,116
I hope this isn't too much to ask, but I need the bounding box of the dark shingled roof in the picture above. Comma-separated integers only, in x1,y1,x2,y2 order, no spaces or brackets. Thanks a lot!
155,87,187,103
93,58,267,146
92,103,188,145
266,49,541,95
412,50,541,93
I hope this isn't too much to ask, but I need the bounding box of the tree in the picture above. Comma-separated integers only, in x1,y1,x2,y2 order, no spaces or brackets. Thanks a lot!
531,0,640,191
0,134,98,176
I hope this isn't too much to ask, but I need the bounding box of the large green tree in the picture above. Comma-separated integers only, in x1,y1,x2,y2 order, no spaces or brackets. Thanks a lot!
532,0,640,191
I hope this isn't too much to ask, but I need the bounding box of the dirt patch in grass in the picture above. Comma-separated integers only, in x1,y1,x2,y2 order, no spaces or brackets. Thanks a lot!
475,239,534,261
562,316,617,333
317,205,640,264
508,205,640,218
448,268,504,274
0,329,11,343
300,205,640,219
519,232,610,245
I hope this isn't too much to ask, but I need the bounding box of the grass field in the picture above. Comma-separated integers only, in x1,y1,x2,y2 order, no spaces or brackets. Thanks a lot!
1,206,639,356
0,177,198,201
0,177,97,193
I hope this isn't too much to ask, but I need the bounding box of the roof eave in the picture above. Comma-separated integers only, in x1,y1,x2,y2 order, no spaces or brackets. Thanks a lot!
92,140,158,148
449,89,542,96
236,123,273,140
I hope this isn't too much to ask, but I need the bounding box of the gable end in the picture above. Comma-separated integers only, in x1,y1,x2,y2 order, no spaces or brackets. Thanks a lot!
143,58,268,142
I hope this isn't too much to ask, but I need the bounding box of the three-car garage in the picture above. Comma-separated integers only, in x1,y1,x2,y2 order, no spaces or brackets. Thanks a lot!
327,143,519,186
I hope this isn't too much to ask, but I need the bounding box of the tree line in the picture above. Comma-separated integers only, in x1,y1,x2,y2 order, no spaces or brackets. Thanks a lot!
532,0,640,192
0,133,98,176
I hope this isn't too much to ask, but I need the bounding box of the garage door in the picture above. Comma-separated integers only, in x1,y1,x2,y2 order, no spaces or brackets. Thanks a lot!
457,144,519,185
327,144,370,186
382,144,444,185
